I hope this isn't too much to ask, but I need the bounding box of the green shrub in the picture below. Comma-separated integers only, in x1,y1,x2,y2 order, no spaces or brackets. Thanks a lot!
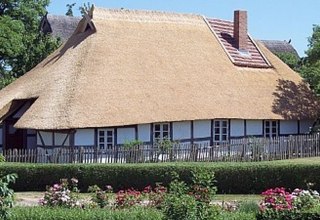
0,154,5,162
0,173,17,220
1,160,320,194
163,169,219,220
10,207,163,220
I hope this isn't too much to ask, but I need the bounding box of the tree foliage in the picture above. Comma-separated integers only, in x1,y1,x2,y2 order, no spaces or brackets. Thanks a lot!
275,52,300,70
0,0,60,89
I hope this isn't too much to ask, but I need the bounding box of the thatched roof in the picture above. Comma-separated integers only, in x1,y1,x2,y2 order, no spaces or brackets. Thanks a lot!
0,7,318,130
40,14,81,41
259,40,300,58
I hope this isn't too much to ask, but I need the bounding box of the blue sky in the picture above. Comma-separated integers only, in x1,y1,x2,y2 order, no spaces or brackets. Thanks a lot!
48,1,320,57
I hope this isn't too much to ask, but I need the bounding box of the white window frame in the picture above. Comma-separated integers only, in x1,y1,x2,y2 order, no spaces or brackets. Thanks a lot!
153,123,170,142
97,129,114,149
213,120,229,143
264,120,278,138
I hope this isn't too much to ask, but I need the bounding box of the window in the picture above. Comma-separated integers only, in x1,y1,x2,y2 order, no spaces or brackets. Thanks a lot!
98,129,114,149
265,120,278,138
153,123,170,142
213,120,228,143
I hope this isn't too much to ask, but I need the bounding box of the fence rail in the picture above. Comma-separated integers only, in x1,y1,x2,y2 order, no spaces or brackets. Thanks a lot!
2,134,320,163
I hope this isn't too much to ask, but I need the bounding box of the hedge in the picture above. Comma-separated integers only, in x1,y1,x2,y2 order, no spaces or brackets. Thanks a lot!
1,159,320,193
10,207,163,220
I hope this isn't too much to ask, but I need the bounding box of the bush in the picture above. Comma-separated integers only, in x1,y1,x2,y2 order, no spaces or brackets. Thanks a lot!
1,160,320,194
10,207,164,220
0,173,17,220
163,169,219,220
0,154,5,162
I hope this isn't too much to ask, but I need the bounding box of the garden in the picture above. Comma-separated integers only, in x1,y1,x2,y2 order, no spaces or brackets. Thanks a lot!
1,157,320,219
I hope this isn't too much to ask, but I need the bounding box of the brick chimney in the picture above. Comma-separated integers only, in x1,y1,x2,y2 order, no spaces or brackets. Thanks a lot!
234,10,247,52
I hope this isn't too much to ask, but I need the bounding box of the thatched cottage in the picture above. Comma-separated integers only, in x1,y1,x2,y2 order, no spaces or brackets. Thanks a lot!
0,7,318,150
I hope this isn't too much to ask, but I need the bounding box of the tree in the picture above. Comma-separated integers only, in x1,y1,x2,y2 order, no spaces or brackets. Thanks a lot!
299,25,320,95
66,3,76,17
0,0,60,89
274,52,300,70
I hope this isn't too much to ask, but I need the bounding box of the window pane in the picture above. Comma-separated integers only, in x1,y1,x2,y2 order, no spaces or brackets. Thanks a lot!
107,137,112,143
214,135,220,141
215,121,220,127
107,131,113,136
272,128,277,133
107,144,112,149
265,121,270,127
222,128,227,134
99,144,104,148
265,128,270,133
222,135,227,141
99,131,104,136
155,124,160,131
155,132,161,138
163,132,169,138
215,128,220,134
222,121,227,127
163,124,169,131
272,121,277,126
99,137,104,142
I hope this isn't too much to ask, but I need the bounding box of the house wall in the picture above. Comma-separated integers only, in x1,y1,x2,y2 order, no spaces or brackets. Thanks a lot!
193,120,211,138
280,120,298,135
138,124,150,142
230,119,245,137
172,121,191,140
246,120,263,136
37,131,70,147
63,119,315,147
75,129,94,146
117,127,135,144
300,120,314,134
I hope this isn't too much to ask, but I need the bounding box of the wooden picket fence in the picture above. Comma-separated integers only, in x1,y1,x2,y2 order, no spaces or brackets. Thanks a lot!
2,134,320,163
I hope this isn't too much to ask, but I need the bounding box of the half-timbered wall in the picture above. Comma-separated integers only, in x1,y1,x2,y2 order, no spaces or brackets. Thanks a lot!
117,127,135,144
230,120,244,137
172,121,191,140
37,131,70,147
280,121,298,135
65,119,316,147
137,124,150,142
246,120,263,136
75,129,94,146
300,120,314,134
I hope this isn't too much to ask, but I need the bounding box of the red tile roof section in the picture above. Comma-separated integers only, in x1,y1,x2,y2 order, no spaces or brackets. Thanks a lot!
207,18,271,68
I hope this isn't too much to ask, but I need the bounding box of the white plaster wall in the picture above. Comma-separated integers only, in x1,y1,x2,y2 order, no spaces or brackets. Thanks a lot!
75,129,94,146
246,120,263,136
0,127,2,146
55,133,70,146
193,120,211,138
230,120,244,137
280,120,298,135
117,127,135,144
300,120,314,134
138,124,150,142
37,131,52,146
173,121,191,140
27,136,37,149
